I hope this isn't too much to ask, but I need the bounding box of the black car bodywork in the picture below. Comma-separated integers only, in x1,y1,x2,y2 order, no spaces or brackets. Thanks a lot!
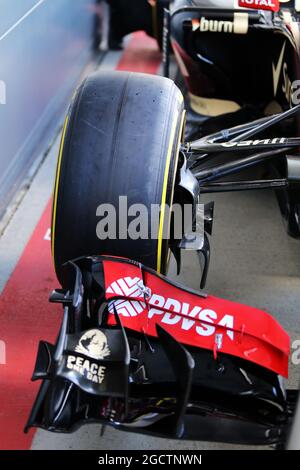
107,0,300,237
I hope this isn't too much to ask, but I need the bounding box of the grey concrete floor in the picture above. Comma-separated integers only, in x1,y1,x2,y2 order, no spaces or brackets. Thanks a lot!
32,189,300,450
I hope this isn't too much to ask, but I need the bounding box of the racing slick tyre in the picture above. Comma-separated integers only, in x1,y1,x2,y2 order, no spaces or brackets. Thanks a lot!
52,71,185,286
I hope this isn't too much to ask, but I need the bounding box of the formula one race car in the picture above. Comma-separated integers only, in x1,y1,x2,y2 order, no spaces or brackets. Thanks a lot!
26,0,300,447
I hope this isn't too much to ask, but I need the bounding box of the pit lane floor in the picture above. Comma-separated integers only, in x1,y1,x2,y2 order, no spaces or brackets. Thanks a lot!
0,33,299,450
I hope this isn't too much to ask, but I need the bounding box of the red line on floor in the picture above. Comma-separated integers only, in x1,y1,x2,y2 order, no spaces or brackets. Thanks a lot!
0,32,161,450
0,201,59,449
117,32,161,74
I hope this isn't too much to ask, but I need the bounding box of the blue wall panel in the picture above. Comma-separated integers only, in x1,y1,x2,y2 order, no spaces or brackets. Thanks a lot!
0,0,97,215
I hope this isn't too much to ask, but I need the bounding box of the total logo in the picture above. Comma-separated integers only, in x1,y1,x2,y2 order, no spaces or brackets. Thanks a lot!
238,0,279,12
107,278,235,340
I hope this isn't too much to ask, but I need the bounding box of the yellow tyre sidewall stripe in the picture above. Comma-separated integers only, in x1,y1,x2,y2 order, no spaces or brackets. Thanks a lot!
51,115,69,259
156,105,185,273
165,109,186,271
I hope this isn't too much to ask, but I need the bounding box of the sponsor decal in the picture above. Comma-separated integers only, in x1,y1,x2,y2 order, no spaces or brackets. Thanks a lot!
194,17,235,33
192,13,248,35
75,329,110,360
106,276,148,298
273,42,286,97
107,276,146,317
66,330,111,384
106,276,152,317
107,278,234,340
103,260,290,376
282,62,294,106
238,0,280,12
272,41,298,106
66,355,106,384
220,138,287,147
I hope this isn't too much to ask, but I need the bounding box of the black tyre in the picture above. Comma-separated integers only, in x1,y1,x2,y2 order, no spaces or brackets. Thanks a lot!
52,71,184,285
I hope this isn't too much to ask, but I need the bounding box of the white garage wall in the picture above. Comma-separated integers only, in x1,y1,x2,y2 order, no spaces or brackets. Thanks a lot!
0,0,98,216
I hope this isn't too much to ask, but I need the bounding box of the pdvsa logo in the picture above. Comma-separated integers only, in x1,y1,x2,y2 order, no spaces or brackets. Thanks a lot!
106,278,235,340
107,276,147,317
147,294,235,340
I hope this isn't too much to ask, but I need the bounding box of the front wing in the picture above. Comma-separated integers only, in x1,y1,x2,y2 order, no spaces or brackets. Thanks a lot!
25,256,295,446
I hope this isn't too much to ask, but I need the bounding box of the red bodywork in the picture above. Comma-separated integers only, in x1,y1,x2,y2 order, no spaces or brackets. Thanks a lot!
103,258,290,377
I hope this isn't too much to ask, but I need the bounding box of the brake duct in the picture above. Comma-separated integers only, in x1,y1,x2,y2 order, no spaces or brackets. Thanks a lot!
171,152,214,288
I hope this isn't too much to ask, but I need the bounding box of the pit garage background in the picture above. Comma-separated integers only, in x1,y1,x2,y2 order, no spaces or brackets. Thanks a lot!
0,0,98,219
0,0,299,450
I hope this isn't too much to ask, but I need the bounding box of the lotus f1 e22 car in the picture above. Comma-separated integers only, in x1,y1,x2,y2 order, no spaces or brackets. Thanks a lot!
27,1,300,446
